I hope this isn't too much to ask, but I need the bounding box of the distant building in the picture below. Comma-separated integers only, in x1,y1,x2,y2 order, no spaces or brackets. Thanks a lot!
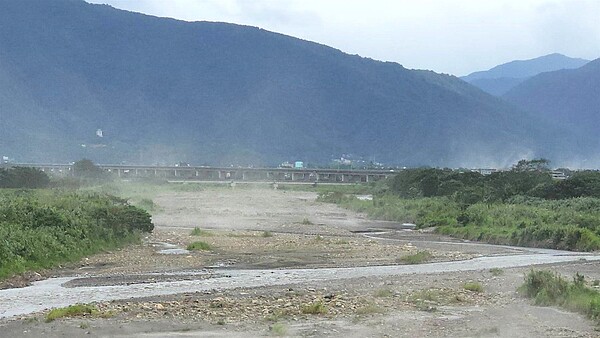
472,168,497,176
551,171,568,180
294,161,304,169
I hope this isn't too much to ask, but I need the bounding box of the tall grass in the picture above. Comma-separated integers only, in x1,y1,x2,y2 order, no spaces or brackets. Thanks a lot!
520,270,600,321
318,191,600,251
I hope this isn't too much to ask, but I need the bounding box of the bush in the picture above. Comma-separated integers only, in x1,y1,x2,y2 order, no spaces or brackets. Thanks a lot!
0,190,153,279
463,282,484,293
187,241,212,251
520,270,600,322
398,251,432,264
301,301,327,315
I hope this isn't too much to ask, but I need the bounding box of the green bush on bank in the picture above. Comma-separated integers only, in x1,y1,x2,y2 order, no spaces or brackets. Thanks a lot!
0,190,153,279
520,270,600,321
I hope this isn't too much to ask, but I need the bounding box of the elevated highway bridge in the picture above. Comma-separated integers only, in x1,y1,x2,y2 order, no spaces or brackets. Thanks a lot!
15,163,395,184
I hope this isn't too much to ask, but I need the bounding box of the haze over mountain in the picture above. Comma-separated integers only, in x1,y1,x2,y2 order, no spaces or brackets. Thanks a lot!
462,54,589,96
503,58,600,167
0,0,573,167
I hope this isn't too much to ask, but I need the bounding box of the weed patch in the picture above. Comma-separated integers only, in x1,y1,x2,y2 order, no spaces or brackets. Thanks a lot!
46,304,99,322
270,323,287,336
463,282,484,293
490,268,504,276
187,241,212,251
520,270,600,322
398,251,432,264
190,227,213,237
301,301,327,315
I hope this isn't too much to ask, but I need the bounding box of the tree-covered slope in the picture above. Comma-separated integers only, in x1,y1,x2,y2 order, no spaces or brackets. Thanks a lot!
0,0,562,167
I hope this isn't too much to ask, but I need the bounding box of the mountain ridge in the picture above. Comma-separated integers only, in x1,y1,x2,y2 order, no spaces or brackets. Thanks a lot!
0,0,572,167
462,53,590,96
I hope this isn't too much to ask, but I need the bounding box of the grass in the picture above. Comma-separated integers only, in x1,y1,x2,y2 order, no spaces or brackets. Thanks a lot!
301,217,313,225
408,288,467,312
301,301,327,315
45,304,99,322
355,304,385,315
374,288,394,298
190,227,213,237
262,231,273,238
463,282,484,293
187,241,213,251
490,268,504,276
270,323,287,336
398,251,432,264
519,270,600,322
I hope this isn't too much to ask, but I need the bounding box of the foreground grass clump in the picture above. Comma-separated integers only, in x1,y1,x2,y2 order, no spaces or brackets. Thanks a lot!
520,270,600,321
463,282,484,293
270,323,287,336
45,304,99,322
398,251,432,264
0,190,153,279
301,301,327,315
190,227,213,237
187,241,212,251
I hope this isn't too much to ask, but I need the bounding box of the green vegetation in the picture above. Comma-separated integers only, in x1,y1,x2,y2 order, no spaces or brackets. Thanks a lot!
463,282,484,292
490,268,504,276
355,304,385,315
301,301,327,315
520,270,600,322
318,160,600,251
0,167,50,189
270,323,287,336
300,217,313,225
261,231,273,238
190,227,213,237
45,304,112,322
374,288,394,297
187,241,212,251
0,190,153,279
398,251,433,265
408,288,466,312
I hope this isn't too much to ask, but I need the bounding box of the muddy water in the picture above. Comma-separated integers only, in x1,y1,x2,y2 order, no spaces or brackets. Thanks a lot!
2,251,599,319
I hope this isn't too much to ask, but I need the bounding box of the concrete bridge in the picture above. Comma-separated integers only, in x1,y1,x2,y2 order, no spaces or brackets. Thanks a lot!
18,164,395,184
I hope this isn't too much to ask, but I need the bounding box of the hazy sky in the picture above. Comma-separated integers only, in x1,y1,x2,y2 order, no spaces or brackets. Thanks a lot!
87,0,600,76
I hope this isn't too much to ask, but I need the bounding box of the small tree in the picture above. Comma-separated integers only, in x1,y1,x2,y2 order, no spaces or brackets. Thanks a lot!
73,159,105,180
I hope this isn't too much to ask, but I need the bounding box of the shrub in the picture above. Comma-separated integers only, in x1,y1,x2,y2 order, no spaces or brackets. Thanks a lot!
398,251,432,264
463,282,484,293
187,241,212,251
301,301,327,315
520,270,600,322
46,304,98,322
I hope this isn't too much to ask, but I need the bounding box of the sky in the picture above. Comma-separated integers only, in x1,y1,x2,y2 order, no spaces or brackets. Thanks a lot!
87,0,600,76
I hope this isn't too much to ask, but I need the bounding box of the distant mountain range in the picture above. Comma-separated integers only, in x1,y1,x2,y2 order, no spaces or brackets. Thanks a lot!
503,58,600,166
0,0,592,168
462,54,590,96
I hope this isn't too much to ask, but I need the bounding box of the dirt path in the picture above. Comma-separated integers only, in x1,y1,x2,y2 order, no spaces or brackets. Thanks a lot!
2,186,600,337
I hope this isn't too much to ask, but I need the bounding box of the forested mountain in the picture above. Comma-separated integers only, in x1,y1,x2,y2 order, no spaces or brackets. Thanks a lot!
462,54,589,96
503,59,600,166
0,0,568,167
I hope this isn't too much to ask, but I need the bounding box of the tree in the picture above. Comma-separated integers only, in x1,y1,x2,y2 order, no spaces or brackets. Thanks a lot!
512,158,551,172
73,159,106,180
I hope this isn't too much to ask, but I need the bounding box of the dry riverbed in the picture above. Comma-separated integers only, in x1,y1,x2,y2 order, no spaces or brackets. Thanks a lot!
2,186,600,337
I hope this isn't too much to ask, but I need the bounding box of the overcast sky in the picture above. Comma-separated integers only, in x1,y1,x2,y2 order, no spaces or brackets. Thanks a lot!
87,0,600,76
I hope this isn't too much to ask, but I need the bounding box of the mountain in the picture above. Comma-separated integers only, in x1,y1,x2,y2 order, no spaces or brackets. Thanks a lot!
0,0,565,167
503,59,600,166
462,54,589,96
